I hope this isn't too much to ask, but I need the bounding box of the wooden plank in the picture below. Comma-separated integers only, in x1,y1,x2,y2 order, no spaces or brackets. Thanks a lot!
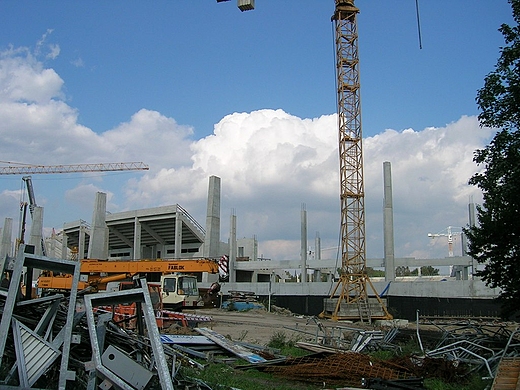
492,357,520,390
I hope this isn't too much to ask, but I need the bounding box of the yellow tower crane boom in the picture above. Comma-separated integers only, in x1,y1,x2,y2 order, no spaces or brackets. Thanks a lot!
0,161,149,175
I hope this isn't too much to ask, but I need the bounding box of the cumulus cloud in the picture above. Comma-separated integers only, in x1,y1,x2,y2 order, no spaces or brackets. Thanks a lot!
363,117,493,259
0,45,495,264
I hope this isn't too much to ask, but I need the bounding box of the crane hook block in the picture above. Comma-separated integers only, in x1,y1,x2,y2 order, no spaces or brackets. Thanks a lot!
238,0,254,12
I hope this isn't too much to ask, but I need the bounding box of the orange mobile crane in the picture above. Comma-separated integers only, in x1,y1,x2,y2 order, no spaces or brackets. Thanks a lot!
38,258,220,311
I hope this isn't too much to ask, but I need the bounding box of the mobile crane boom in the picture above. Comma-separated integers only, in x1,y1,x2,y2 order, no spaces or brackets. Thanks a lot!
78,258,219,274
38,258,220,310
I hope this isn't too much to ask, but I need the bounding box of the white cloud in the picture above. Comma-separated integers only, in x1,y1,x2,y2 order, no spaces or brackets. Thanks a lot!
65,184,114,215
0,48,64,103
71,58,84,68
46,44,60,60
0,45,496,264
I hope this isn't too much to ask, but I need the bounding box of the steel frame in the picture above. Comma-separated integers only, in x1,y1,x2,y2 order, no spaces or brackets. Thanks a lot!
320,1,391,321
0,245,81,389
83,279,174,390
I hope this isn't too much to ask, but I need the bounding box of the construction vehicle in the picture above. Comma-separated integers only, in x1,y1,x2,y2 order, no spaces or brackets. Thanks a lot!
96,280,213,330
37,258,221,311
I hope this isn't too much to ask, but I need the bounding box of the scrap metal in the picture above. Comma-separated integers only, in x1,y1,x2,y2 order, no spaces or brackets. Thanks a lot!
262,352,413,387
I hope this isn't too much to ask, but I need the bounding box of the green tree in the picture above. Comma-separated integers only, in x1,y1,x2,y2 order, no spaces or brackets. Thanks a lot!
420,266,440,276
464,0,520,318
395,266,418,277
366,267,385,277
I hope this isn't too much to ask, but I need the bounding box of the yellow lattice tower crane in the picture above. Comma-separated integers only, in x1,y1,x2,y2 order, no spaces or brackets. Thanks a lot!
220,0,391,322
318,1,392,322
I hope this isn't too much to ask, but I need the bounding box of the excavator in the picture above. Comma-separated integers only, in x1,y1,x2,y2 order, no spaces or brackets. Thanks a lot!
37,257,222,311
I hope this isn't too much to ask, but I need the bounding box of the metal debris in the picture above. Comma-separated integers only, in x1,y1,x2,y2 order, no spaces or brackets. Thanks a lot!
1,249,519,389
422,320,520,379
195,327,267,364
262,352,414,387
286,317,401,353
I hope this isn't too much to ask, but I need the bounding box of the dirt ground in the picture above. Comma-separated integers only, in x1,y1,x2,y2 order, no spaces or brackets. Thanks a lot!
187,305,373,346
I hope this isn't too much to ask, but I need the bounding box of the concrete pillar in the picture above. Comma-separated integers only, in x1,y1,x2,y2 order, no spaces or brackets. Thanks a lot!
204,176,221,259
174,210,183,259
78,225,86,260
47,229,56,258
29,206,44,256
88,192,109,260
468,201,476,279
314,232,321,282
300,204,307,283
203,176,221,283
229,211,236,283
61,230,68,260
0,218,13,273
133,217,142,260
252,235,258,262
383,161,396,282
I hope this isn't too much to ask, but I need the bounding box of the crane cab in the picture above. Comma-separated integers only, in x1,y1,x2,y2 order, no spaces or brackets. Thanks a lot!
161,273,203,311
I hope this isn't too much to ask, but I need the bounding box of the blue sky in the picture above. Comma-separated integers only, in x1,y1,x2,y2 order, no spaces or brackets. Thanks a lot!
0,1,514,265
1,1,512,137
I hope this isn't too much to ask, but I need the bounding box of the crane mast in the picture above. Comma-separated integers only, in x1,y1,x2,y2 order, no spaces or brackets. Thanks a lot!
218,0,391,321
320,1,391,321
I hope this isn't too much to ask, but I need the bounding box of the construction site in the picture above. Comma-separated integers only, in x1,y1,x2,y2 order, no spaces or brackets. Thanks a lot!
1,0,519,389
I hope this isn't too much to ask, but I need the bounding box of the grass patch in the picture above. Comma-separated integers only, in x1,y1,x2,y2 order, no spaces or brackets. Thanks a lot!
178,363,320,390
266,330,308,357
424,375,492,390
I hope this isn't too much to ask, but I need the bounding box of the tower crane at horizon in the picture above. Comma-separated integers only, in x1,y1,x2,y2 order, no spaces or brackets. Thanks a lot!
0,161,149,175
428,226,463,258
0,161,149,255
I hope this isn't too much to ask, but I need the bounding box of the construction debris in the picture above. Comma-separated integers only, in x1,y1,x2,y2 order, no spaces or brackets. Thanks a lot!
261,352,414,387
221,290,264,311
1,248,520,389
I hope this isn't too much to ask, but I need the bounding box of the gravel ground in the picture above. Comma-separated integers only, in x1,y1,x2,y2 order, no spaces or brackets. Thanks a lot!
187,306,365,346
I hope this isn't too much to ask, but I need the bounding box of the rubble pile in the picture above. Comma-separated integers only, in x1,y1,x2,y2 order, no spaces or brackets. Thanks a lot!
262,352,412,387
1,248,519,389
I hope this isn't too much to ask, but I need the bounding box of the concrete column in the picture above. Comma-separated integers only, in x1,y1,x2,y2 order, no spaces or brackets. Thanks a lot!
468,201,476,279
78,225,86,260
252,235,258,262
0,218,13,273
175,211,183,259
314,231,321,282
300,204,307,283
203,176,221,283
229,211,236,283
29,206,44,256
61,230,68,260
383,161,396,282
48,229,56,258
204,176,221,259
88,192,108,260
133,217,142,260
